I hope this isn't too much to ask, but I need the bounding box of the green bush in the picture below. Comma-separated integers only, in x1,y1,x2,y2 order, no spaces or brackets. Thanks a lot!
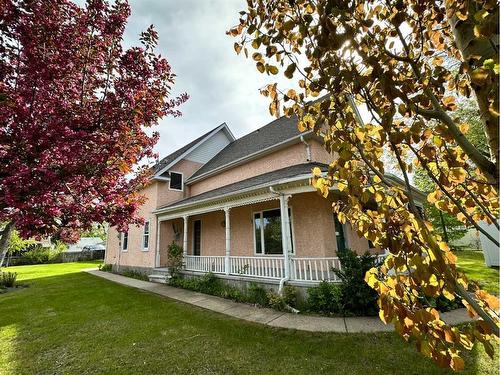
121,270,149,281
18,245,63,265
333,248,381,316
167,242,183,276
169,273,245,303
306,281,343,315
267,291,286,311
99,263,113,272
247,283,269,306
0,271,17,287
282,285,298,308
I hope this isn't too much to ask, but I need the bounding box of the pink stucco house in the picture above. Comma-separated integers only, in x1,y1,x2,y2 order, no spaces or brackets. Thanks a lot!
105,116,424,288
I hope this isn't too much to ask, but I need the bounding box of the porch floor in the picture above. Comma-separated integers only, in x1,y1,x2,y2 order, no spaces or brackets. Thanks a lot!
84,268,474,333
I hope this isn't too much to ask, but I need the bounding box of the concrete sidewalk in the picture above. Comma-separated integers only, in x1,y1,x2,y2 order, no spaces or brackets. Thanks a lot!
84,268,474,333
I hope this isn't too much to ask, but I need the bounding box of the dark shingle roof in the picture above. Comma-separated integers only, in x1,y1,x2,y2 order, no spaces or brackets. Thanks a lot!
188,115,303,181
158,162,328,211
152,124,226,174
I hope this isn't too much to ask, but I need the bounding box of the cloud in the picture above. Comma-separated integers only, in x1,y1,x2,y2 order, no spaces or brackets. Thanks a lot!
122,0,288,159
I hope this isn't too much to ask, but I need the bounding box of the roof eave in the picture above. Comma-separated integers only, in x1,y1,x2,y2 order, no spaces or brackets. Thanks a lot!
152,122,234,179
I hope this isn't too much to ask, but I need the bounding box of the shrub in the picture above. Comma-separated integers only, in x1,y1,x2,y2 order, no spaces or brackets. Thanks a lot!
267,291,286,311
0,271,17,287
332,248,381,316
18,245,63,265
121,270,149,281
306,281,343,315
425,295,463,312
168,273,244,302
282,285,298,308
99,263,113,272
167,242,183,276
247,283,269,306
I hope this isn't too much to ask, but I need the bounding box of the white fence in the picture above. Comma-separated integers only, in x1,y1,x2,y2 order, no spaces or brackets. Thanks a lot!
183,254,387,283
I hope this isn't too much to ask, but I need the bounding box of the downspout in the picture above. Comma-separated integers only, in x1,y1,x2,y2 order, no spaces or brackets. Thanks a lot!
269,186,299,314
300,135,311,162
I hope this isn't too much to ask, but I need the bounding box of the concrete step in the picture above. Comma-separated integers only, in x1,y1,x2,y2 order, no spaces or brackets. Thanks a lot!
148,274,168,284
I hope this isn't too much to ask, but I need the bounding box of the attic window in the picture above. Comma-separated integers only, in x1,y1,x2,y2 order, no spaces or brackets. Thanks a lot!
169,172,183,191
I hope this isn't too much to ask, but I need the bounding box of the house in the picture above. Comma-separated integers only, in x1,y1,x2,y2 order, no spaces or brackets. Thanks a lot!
105,116,425,289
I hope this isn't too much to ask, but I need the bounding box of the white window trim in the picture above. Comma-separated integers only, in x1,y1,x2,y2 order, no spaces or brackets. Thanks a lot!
121,231,128,252
192,219,202,255
142,220,150,251
252,207,295,256
168,171,184,191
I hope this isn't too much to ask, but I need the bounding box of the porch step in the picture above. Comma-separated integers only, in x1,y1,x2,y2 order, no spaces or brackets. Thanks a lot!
148,268,171,284
148,274,168,284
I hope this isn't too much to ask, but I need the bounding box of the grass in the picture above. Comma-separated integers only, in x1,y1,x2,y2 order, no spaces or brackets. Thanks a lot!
456,250,499,295
0,262,497,374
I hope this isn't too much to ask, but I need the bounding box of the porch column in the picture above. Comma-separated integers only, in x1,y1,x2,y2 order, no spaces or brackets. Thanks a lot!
224,207,231,275
279,194,292,279
155,218,161,268
182,215,189,259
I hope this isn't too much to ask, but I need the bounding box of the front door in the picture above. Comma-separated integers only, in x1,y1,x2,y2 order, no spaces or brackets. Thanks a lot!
193,220,201,256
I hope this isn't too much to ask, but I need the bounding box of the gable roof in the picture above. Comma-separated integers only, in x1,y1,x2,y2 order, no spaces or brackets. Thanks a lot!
153,123,234,177
156,162,328,213
187,115,311,183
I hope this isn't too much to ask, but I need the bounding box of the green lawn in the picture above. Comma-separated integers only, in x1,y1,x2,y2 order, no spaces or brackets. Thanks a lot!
456,250,499,295
0,262,497,374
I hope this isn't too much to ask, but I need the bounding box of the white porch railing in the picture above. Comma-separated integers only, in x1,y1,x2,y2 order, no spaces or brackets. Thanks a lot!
184,255,226,274
183,254,387,283
290,257,342,282
229,256,285,279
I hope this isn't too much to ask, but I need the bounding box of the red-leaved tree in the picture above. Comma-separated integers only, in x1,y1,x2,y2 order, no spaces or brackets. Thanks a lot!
0,0,187,264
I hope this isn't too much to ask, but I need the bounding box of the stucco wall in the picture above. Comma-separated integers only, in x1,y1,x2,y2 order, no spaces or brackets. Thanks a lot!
156,159,203,207
105,183,158,268
188,141,325,196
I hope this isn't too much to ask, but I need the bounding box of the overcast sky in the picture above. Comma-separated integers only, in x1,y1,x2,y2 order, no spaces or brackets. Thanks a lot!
120,0,288,159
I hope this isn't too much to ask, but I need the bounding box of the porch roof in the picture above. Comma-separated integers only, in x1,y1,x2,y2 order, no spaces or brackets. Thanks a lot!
154,162,328,216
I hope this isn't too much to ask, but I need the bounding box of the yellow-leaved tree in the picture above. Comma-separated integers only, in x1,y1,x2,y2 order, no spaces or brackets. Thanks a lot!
229,0,499,371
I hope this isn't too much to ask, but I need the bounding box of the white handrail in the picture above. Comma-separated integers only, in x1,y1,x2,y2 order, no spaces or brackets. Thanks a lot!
183,254,387,283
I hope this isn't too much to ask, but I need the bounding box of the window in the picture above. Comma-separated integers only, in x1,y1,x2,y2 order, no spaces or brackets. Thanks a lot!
253,208,293,255
142,221,150,250
193,220,201,256
169,172,183,191
121,231,128,251
333,214,347,251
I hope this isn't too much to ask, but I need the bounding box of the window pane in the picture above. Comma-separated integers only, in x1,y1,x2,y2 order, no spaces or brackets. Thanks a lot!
143,235,149,249
123,232,128,250
144,221,149,234
170,172,183,190
333,215,346,251
263,209,282,254
254,213,262,254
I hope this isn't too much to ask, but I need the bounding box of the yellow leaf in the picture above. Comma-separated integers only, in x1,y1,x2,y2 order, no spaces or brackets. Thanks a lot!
450,355,465,372
312,167,322,176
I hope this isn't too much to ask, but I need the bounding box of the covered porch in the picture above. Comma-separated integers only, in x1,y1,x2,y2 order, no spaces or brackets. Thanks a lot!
153,165,385,285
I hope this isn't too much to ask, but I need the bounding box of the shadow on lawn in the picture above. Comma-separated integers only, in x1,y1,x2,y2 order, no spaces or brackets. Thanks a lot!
0,267,495,375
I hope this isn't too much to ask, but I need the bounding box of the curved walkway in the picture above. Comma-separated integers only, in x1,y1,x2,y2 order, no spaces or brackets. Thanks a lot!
84,269,474,333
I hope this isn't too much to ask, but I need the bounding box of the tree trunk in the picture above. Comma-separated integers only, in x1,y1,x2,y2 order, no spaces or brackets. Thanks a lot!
0,222,14,268
439,211,450,244
448,4,500,174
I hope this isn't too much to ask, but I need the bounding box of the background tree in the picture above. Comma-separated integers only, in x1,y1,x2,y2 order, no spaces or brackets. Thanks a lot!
230,0,499,370
0,0,188,266
413,99,490,245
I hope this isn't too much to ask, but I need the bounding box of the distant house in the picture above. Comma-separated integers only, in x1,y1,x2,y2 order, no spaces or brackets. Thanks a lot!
105,116,425,288
67,237,103,253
